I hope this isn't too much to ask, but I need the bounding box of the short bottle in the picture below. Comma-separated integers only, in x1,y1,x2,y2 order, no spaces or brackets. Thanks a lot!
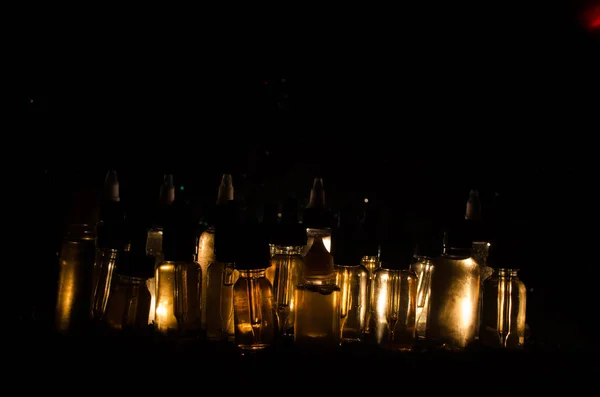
370,264,417,351
335,262,369,343
233,223,275,352
104,250,155,330
155,218,201,335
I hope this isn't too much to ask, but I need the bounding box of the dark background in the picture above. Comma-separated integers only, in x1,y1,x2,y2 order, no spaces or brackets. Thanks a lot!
11,0,600,350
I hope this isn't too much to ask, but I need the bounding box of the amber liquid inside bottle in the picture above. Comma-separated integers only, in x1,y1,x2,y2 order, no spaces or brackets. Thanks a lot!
336,264,368,343
294,236,340,347
206,261,239,340
145,227,163,325
233,269,275,351
272,246,304,337
104,275,151,330
196,229,215,329
361,256,380,335
155,262,178,332
55,224,96,333
371,268,417,351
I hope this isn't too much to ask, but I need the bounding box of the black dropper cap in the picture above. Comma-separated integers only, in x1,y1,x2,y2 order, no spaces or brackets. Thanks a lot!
262,201,279,245
357,201,380,257
235,219,272,271
97,219,130,250
302,178,334,229
443,189,491,250
273,197,307,247
379,235,415,270
162,203,198,262
413,226,444,259
214,200,242,263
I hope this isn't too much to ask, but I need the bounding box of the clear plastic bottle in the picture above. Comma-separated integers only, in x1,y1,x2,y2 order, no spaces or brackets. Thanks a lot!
335,262,368,343
55,224,96,333
104,250,154,330
233,224,274,351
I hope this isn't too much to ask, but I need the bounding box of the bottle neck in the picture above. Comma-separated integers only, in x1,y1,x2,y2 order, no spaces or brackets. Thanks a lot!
497,268,519,277
274,245,304,255
306,228,331,238
238,269,267,279
116,274,148,285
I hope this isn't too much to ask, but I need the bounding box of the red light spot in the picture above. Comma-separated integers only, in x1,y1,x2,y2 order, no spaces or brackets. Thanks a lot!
584,5,600,30
263,81,268,85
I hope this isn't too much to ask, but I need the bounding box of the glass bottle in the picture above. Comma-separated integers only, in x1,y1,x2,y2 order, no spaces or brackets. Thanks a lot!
335,263,368,343
196,227,215,329
362,255,380,335
104,251,154,330
155,221,201,335
480,268,527,349
272,246,304,338
370,267,417,351
233,227,274,351
426,249,480,350
90,170,128,320
271,197,306,338
205,174,239,341
301,178,333,256
145,174,174,325
55,224,96,333
294,236,340,347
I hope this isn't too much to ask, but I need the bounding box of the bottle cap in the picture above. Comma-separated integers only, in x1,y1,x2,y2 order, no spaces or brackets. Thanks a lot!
104,169,120,202
159,174,175,206
379,236,414,270
235,221,272,271
273,197,307,247
216,174,234,204
114,251,156,279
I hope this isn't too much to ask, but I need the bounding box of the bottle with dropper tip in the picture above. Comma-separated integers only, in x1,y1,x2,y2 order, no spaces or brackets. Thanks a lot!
205,174,240,341
294,178,340,347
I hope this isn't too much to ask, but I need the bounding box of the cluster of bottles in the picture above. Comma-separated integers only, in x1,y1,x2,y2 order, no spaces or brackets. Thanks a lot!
55,171,527,352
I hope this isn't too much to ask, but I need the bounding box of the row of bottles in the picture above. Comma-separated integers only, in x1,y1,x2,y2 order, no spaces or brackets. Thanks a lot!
55,171,527,352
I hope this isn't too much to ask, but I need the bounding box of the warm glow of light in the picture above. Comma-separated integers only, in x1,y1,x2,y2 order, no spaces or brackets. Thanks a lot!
364,198,369,203
584,5,600,29
460,296,473,331
156,303,167,317
323,235,331,252
155,263,178,333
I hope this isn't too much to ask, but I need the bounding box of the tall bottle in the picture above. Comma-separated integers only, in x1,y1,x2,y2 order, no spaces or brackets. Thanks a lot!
205,174,239,341
479,242,527,349
271,198,306,339
90,170,129,320
104,239,155,331
370,242,417,351
233,221,275,351
145,174,175,325
155,210,201,335
55,224,96,333
302,178,333,255
295,178,340,347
